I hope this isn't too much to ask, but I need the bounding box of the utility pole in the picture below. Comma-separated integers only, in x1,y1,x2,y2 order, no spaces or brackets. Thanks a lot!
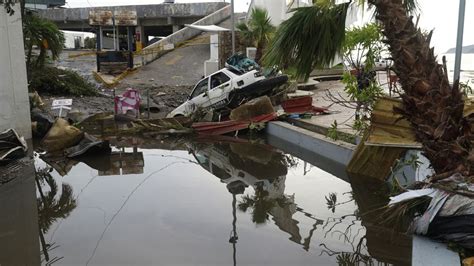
231,0,235,54
453,0,466,84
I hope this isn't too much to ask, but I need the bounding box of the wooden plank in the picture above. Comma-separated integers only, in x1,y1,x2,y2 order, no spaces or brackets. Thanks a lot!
347,133,406,181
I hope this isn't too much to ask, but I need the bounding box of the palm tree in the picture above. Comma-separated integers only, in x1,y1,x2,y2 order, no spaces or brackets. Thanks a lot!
23,13,65,72
236,7,275,64
36,167,77,234
265,0,473,178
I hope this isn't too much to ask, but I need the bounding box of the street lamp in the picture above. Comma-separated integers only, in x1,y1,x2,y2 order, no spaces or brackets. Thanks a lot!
231,0,235,54
453,0,466,84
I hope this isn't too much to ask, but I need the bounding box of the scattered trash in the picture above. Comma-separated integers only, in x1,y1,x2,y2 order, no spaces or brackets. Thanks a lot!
31,108,54,138
192,112,277,135
115,88,141,117
64,133,111,158
51,98,73,117
41,118,84,152
225,53,260,73
281,96,328,115
0,129,28,164
463,257,474,266
384,173,474,249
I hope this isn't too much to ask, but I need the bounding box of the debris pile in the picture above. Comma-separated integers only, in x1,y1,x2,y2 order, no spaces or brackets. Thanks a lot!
0,129,28,164
348,97,474,250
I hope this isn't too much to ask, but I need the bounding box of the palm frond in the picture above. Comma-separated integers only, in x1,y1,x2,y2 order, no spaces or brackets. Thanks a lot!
264,3,349,80
23,14,65,67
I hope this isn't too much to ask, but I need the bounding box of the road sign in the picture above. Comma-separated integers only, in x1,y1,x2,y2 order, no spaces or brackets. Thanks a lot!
52,99,73,107
51,99,73,117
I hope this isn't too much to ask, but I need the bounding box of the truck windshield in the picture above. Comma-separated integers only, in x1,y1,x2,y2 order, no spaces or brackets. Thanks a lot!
190,78,209,99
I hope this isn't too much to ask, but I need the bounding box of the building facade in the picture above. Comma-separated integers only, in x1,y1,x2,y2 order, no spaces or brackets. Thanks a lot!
0,3,32,139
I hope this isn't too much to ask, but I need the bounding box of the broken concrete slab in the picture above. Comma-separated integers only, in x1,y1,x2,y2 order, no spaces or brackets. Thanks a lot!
229,96,274,121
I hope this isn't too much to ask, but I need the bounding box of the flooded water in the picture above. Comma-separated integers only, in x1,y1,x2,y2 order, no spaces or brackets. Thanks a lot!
2,137,411,265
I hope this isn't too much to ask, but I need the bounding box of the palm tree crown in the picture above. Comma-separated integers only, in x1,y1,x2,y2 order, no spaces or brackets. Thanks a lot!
237,7,275,64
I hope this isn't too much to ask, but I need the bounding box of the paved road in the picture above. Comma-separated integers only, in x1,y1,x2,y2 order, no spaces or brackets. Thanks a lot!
120,34,211,88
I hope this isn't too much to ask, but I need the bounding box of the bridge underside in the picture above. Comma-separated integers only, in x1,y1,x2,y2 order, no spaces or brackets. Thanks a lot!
38,3,227,47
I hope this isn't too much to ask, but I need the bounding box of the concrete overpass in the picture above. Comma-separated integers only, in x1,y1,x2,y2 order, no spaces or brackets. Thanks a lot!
37,2,228,44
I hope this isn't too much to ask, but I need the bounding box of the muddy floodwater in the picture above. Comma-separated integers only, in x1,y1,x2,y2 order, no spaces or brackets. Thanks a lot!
2,137,412,265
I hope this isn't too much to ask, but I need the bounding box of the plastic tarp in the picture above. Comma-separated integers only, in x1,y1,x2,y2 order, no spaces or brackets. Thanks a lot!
184,24,230,32
0,129,27,163
226,53,260,73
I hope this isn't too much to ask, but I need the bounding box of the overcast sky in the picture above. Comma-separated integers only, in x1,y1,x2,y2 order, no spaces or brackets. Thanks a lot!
65,0,473,54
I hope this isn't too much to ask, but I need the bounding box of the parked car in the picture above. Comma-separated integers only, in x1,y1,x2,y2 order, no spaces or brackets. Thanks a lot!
167,56,288,118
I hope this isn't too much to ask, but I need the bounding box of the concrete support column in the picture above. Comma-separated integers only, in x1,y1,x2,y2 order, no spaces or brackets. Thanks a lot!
135,25,145,51
172,24,180,33
0,5,32,139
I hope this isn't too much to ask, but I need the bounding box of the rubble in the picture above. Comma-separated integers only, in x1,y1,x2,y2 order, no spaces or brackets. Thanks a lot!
0,129,28,164
41,118,84,152
229,96,274,121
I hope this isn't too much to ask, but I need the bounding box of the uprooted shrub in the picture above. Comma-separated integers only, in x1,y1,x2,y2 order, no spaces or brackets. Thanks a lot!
29,66,98,96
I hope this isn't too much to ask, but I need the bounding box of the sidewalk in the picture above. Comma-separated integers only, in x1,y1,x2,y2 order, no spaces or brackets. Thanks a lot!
287,72,396,142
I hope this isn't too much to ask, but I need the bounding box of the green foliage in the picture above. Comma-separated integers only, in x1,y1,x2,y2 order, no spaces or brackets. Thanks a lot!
264,3,349,80
29,66,98,96
23,13,65,69
84,36,96,49
342,71,383,132
327,120,339,141
341,25,384,133
264,0,418,80
460,80,473,96
343,23,384,70
237,7,275,63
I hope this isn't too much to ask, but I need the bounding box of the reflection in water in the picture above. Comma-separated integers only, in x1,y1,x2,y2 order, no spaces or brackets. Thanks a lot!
41,147,144,177
31,137,412,265
188,140,326,256
0,162,41,265
35,166,77,264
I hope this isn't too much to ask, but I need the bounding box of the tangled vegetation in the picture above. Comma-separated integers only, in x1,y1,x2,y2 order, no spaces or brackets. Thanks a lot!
29,66,98,96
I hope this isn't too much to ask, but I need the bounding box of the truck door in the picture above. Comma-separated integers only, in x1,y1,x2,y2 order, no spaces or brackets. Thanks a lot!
189,77,210,110
208,72,231,108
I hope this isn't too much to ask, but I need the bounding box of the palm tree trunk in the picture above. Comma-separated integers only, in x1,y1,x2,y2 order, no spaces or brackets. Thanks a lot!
369,0,473,177
255,40,265,65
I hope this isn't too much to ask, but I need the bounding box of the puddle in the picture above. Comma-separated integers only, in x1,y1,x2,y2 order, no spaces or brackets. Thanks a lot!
2,137,412,265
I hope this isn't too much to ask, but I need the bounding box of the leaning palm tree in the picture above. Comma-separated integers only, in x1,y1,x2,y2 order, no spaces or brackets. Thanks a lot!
265,0,473,178
236,7,275,64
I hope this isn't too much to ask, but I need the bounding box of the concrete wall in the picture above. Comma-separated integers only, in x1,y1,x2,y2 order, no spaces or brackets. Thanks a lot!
141,4,231,65
37,2,228,23
0,160,41,265
266,121,354,181
0,4,32,139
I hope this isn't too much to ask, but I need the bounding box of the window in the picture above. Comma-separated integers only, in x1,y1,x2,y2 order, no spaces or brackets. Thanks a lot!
190,78,209,99
210,72,231,89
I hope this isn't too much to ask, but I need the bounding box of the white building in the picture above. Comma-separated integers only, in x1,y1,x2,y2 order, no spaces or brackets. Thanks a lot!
247,0,359,27
247,0,311,26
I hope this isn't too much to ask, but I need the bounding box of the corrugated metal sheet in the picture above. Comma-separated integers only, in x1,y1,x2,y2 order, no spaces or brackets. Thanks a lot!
366,97,421,148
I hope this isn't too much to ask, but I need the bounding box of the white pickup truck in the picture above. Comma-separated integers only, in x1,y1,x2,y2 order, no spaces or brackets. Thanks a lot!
167,67,287,118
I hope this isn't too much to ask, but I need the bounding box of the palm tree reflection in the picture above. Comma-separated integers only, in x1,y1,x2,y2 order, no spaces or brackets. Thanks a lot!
35,166,77,264
238,184,292,225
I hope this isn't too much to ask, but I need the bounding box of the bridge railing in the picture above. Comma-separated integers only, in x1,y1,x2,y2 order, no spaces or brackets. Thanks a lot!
139,4,231,66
